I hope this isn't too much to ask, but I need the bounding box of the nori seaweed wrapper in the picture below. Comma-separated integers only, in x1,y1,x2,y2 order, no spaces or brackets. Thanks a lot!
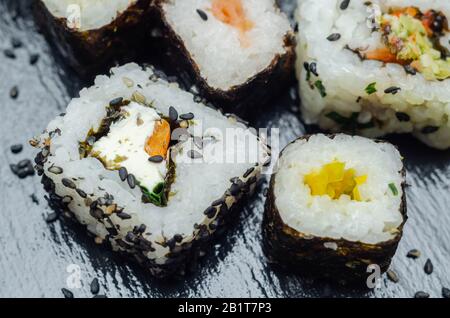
34,0,153,76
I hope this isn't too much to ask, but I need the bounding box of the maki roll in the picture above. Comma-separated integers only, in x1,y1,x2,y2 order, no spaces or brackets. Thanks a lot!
34,0,153,74
32,63,269,278
263,134,407,283
296,0,450,149
154,0,295,109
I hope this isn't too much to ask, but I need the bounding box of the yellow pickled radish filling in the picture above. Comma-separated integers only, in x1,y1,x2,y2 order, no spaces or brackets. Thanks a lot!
304,161,367,201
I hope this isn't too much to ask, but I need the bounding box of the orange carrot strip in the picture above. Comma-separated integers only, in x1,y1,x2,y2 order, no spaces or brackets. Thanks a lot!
365,47,404,64
145,119,171,158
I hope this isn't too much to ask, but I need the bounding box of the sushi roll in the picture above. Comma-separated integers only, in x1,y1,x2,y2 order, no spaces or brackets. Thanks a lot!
34,0,153,74
31,63,269,278
263,134,407,283
296,0,450,149
154,0,295,110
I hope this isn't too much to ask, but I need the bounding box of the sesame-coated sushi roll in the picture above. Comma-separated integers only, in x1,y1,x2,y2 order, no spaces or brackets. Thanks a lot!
263,134,407,284
154,0,295,110
296,0,450,149
34,0,152,74
32,63,270,278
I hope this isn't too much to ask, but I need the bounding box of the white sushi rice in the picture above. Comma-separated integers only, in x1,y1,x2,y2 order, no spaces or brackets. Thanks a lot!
296,0,450,149
37,63,268,266
274,134,404,245
161,0,292,91
41,0,136,31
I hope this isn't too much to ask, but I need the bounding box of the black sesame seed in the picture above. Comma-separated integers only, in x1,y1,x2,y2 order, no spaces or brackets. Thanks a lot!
48,166,63,175
327,33,341,41
414,291,430,298
442,287,450,298
229,183,241,196
384,86,401,95
387,270,399,283
91,208,104,219
4,49,16,59
29,54,40,65
62,178,76,189
303,62,310,72
204,206,216,218
125,232,136,242
11,37,22,48
149,74,159,82
174,234,183,242
212,198,225,206
407,249,421,259
45,212,59,223
42,148,49,157
19,166,34,179
62,196,73,204
61,288,74,299
127,174,136,189
166,238,176,249
10,86,19,99
117,212,132,220
89,200,98,209
431,14,445,34
396,112,410,122
168,106,178,121
421,126,439,134
340,0,350,10
180,112,194,120
10,144,23,154
138,224,146,233
106,226,118,236
118,167,128,182
309,62,319,76
36,165,44,176
209,223,217,231
196,9,208,21
90,278,100,295
243,167,254,178
18,159,31,169
76,188,87,198
188,150,202,159
230,176,240,184
109,97,123,108
9,164,21,177
30,193,39,205
424,259,433,275
97,197,106,206
404,64,417,75
148,155,164,163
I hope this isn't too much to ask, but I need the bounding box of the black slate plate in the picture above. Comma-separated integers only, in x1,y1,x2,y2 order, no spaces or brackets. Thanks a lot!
0,0,449,298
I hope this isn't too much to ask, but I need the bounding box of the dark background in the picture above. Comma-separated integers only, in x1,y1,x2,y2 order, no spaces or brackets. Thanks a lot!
0,0,448,298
